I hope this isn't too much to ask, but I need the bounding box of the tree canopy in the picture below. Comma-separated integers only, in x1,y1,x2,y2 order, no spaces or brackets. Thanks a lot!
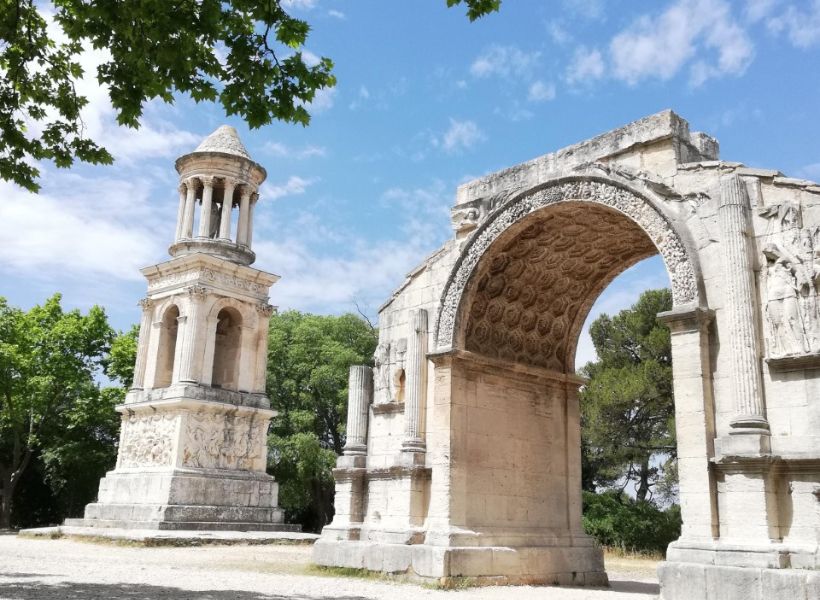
1,0,500,192
0,294,125,528
579,288,676,503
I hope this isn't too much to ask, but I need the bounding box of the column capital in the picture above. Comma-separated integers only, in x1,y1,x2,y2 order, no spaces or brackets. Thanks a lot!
200,175,215,188
222,176,238,187
255,303,275,317
185,285,208,303
184,176,199,187
137,298,155,312
177,182,187,194
239,185,254,199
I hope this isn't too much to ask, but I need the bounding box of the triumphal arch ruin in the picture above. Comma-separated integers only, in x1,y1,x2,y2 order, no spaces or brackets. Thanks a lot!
314,111,820,599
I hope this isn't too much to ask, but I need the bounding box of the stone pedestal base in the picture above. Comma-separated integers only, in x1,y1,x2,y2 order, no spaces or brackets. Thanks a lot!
67,469,296,531
659,541,820,599
312,537,607,586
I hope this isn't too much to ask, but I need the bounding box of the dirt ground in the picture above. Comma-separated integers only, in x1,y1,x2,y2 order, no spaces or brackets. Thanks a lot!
0,533,659,599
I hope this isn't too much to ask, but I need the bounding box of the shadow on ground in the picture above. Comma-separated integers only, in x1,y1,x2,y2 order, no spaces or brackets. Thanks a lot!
609,580,660,595
0,577,369,600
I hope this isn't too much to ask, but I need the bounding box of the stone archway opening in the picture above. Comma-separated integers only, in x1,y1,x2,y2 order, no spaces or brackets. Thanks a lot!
154,304,180,388
211,307,243,390
428,186,694,585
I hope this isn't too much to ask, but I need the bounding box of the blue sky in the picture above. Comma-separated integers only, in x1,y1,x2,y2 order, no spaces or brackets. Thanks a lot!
2,0,820,367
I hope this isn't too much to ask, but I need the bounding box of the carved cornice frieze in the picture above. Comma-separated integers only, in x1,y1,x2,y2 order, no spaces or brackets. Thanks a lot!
147,268,268,296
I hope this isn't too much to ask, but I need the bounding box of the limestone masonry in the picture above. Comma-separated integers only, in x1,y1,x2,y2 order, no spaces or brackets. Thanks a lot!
70,126,295,532
314,111,820,599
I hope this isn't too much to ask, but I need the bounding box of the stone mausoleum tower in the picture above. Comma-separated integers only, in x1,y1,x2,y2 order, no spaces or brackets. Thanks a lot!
69,126,292,531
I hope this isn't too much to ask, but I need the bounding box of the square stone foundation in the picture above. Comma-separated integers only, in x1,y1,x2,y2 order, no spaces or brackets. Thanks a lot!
312,536,607,586
67,469,294,531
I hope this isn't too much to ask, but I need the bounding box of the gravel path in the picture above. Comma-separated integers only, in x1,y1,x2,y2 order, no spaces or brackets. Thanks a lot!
0,533,659,599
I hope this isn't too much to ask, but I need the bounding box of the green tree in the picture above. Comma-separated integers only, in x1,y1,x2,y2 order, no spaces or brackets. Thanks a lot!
0,294,116,527
579,288,675,502
266,310,377,532
1,0,499,192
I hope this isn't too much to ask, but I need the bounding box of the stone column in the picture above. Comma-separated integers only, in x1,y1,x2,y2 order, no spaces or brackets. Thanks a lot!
718,174,769,433
174,184,187,241
247,195,256,248
198,176,214,237
343,366,373,456
219,179,235,240
236,187,252,246
130,298,155,390
181,178,197,239
176,286,207,384
402,309,428,453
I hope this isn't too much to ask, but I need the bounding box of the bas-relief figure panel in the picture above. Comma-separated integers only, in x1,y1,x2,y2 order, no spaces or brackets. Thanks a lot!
182,411,267,471
117,413,178,469
760,200,820,359
373,338,407,405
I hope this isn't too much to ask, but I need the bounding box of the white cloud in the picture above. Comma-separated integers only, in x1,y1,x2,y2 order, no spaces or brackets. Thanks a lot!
327,9,346,19
280,0,317,10
547,20,572,45
768,1,820,48
439,119,485,154
305,86,336,114
470,45,541,79
527,80,556,102
263,142,326,159
744,0,779,22
566,46,605,85
0,175,167,282
562,0,605,20
260,175,318,200
609,0,753,86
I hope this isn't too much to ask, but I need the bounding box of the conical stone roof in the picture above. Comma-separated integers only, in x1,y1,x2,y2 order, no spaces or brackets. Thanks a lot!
193,125,251,159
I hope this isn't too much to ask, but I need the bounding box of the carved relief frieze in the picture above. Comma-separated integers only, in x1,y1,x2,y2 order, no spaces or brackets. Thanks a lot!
760,201,820,359
147,268,266,296
117,412,178,469
182,410,267,471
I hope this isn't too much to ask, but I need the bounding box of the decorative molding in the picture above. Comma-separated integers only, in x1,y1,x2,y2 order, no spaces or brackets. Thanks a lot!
435,177,700,352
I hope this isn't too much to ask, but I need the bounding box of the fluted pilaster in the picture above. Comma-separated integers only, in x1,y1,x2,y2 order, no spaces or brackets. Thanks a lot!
719,174,769,432
176,285,207,384
130,298,154,390
343,365,373,456
402,309,428,452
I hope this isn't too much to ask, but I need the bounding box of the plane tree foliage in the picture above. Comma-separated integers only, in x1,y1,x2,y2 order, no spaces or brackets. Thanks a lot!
0,0,500,192
579,288,677,503
0,294,129,528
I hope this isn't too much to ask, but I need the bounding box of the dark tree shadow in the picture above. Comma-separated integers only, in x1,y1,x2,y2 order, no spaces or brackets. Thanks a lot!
0,578,371,600
609,579,660,595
